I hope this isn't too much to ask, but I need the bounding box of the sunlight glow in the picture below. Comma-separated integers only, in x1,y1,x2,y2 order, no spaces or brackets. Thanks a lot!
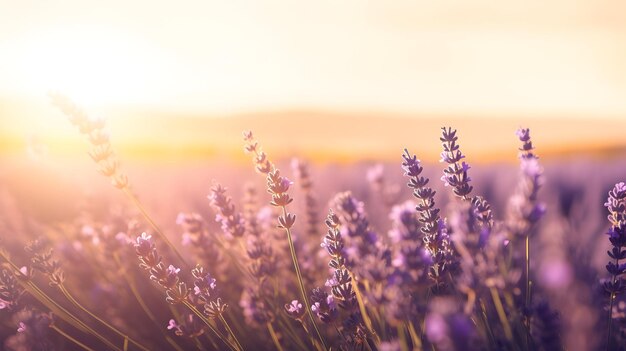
13,27,166,107
1,1,625,116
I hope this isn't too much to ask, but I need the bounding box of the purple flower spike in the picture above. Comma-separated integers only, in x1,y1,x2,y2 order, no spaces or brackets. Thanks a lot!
507,127,545,238
439,127,473,199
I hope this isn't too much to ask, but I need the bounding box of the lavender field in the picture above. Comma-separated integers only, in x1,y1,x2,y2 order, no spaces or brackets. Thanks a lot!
0,95,624,351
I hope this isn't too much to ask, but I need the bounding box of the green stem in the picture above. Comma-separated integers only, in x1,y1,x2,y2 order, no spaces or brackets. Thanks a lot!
122,188,189,269
397,324,409,351
281,206,327,351
33,284,121,350
607,292,615,351
607,253,619,351
112,253,185,351
225,308,247,348
267,322,284,351
59,284,150,351
51,324,96,351
349,272,380,345
0,250,121,350
297,318,321,351
219,314,245,351
182,301,239,351
489,287,513,341
277,318,309,351
525,235,531,350
478,299,496,350
406,322,422,350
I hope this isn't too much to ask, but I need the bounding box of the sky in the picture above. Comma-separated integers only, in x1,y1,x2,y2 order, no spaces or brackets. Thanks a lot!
1,0,626,117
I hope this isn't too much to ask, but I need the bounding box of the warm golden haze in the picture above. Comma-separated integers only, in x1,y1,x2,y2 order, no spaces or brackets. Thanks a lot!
1,97,625,163
0,0,625,117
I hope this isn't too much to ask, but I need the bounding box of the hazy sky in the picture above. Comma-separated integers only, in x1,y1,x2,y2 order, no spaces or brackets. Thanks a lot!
1,0,626,116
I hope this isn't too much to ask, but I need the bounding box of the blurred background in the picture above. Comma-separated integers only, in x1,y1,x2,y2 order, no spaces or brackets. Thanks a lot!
2,0,626,230
0,0,625,163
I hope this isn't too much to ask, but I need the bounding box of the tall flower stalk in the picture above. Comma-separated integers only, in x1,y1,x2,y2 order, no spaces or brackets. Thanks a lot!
402,149,456,293
49,93,188,271
243,130,327,350
26,238,151,351
440,127,495,235
603,182,626,350
321,209,373,348
440,127,473,200
0,246,123,350
508,128,545,343
292,158,320,239
134,232,242,351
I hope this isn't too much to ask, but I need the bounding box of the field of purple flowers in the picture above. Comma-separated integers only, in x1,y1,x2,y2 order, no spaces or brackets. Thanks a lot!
1,95,625,351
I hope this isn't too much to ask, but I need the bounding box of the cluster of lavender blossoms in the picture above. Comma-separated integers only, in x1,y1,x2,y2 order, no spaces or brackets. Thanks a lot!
11,112,626,351
209,183,246,239
0,267,24,311
134,232,189,305
191,265,227,319
25,239,65,288
402,149,456,293
134,232,239,350
311,209,371,347
440,127,473,199
604,182,626,348
604,182,626,295
508,128,546,238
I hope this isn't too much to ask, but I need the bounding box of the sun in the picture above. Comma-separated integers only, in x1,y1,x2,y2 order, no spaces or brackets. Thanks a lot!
16,26,162,107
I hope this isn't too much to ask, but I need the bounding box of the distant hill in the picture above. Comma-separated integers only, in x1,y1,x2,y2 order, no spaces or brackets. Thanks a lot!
1,97,625,163
104,108,626,163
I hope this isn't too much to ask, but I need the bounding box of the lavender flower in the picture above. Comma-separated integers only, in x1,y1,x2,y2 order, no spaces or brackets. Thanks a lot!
25,238,65,287
292,158,320,238
192,264,228,319
606,182,626,227
238,185,279,330
439,127,494,250
319,209,378,349
285,299,305,321
322,210,357,310
378,340,402,351
507,128,546,238
385,201,430,323
176,212,209,246
440,127,473,199
425,297,475,351
532,301,563,351
388,200,429,275
0,268,24,311
176,213,225,277
309,287,338,323
242,183,262,238
331,192,379,256
49,92,128,189
241,185,276,280
135,232,161,270
402,149,457,292
6,311,54,351
240,289,273,326
134,232,190,305
243,130,273,175
604,182,626,347
243,131,327,349
167,314,205,338
366,163,401,210
208,183,246,238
